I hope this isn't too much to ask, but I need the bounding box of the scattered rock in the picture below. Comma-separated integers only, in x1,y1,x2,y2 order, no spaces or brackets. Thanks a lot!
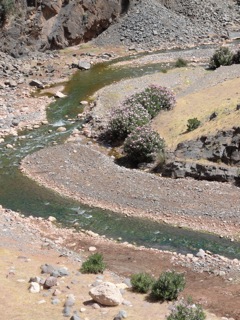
55,91,67,98
78,61,91,70
29,79,45,89
44,276,58,288
29,282,41,293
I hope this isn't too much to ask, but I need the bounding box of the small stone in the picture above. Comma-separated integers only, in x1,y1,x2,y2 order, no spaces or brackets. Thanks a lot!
70,311,82,320
48,216,56,222
44,276,58,288
53,289,61,296
51,298,60,305
92,303,101,309
78,61,91,70
55,91,67,98
114,310,128,320
29,282,41,293
64,294,75,307
88,246,97,252
6,144,14,149
29,79,44,89
80,100,88,106
41,264,56,274
196,249,206,259
80,308,86,312
63,306,71,317
56,126,67,132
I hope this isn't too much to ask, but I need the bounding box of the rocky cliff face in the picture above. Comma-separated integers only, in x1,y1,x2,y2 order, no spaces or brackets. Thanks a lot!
0,0,123,55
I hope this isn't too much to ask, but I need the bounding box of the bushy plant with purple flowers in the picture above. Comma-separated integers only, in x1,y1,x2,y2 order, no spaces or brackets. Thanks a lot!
123,126,165,163
167,298,206,320
124,85,176,118
109,104,150,140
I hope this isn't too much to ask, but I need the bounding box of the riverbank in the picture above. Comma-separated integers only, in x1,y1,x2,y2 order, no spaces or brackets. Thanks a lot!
1,206,240,320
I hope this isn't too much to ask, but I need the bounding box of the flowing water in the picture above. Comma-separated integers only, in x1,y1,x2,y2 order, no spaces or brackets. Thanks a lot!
0,55,239,258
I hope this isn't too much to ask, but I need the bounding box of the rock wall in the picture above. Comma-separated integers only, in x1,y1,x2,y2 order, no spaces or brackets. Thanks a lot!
0,0,122,55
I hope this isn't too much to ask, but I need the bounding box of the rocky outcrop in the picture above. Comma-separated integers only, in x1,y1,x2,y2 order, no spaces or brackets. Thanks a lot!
161,127,240,184
175,127,240,166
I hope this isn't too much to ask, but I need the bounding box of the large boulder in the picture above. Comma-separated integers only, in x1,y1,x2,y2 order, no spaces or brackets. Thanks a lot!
89,282,123,306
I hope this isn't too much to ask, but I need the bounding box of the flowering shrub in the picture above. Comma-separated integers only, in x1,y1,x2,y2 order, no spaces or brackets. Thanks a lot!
109,104,150,140
167,298,206,320
123,126,165,163
151,271,185,301
124,85,176,118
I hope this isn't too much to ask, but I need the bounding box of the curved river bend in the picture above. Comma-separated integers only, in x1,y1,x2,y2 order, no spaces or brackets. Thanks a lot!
0,55,239,258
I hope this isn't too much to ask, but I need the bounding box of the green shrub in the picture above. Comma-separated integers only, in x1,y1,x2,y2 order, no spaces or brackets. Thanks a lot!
187,118,201,132
109,104,150,140
175,58,188,68
151,271,185,301
131,272,155,293
209,47,233,69
80,253,106,274
124,85,176,118
167,298,206,320
123,126,165,163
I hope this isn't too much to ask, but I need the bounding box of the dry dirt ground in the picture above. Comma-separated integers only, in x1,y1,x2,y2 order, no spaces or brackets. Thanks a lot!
1,44,240,319
0,208,239,320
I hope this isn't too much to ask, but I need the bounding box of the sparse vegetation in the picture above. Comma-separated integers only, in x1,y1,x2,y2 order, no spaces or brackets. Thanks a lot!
209,47,233,69
151,271,185,301
80,253,106,274
175,58,188,68
109,104,150,140
187,118,201,132
124,85,176,118
131,272,155,293
123,126,165,163
167,298,206,320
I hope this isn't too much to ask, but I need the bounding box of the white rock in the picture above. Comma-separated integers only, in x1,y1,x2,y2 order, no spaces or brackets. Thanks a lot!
55,91,67,98
88,246,97,252
29,282,41,293
89,282,123,306
56,126,67,132
48,216,56,222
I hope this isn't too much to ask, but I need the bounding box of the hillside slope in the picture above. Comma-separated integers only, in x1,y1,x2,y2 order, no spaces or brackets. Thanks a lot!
1,0,240,55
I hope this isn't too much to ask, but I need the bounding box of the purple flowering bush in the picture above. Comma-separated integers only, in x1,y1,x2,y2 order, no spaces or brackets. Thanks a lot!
123,126,165,163
109,104,151,140
167,298,206,320
124,85,176,118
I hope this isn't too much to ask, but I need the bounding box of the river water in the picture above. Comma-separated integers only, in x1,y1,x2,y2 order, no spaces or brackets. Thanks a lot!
0,55,239,258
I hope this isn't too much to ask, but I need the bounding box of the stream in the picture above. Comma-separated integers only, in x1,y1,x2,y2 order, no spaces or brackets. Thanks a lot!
0,54,240,259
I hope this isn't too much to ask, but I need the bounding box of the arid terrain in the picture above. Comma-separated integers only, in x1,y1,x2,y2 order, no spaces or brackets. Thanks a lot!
1,1,240,319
